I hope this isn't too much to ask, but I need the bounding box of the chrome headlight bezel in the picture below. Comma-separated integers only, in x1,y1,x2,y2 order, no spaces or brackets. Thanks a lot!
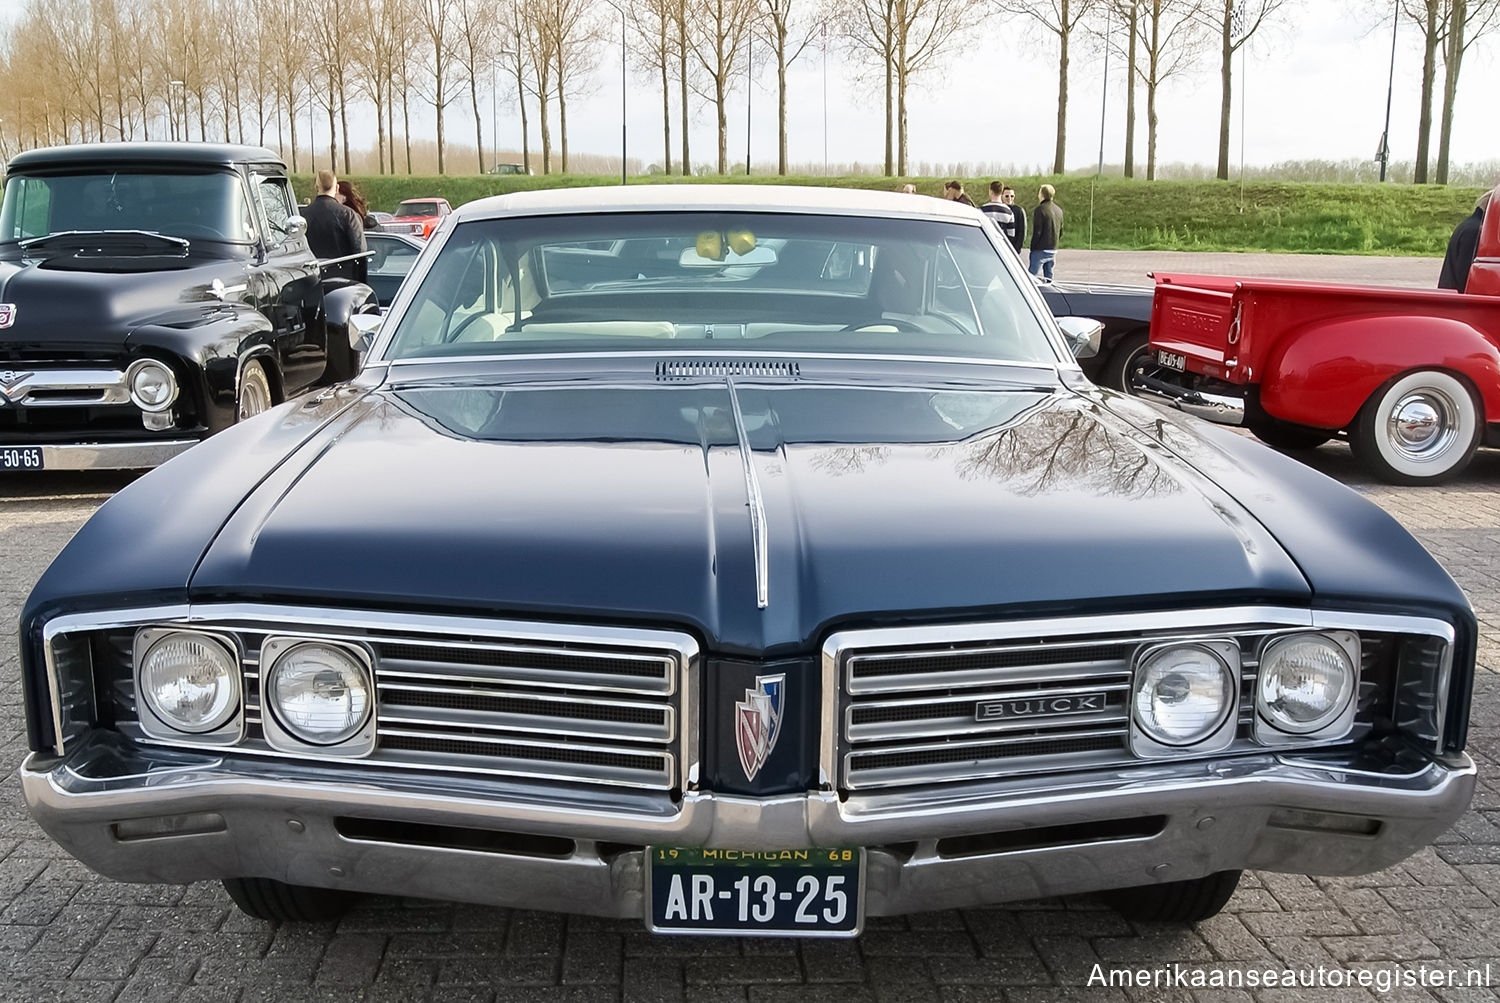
133,627,243,745
260,637,376,757
1254,631,1359,745
1129,639,1240,758
125,358,179,413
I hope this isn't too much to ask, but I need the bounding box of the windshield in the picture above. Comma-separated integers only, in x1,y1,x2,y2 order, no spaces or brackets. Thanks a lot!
397,201,442,217
383,211,1059,364
0,170,255,244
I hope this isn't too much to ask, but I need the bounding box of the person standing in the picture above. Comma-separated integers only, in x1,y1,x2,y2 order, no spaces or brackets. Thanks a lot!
1002,185,1026,253
336,179,380,232
304,169,367,283
1029,184,1063,280
980,181,1017,249
1439,191,1492,293
942,180,975,207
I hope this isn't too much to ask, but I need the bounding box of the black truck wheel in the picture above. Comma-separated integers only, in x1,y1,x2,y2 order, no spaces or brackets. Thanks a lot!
222,877,356,922
1101,870,1242,924
1100,330,1151,394
1245,413,1333,451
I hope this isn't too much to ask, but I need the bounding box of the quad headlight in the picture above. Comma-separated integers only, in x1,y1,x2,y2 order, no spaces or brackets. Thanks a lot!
138,630,240,734
1256,633,1355,736
126,359,178,412
264,640,373,747
1133,643,1236,748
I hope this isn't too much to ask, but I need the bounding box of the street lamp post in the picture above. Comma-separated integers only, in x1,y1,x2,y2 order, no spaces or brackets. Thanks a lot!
1377,1,1399,182
746,32,752,175
603,0,628,184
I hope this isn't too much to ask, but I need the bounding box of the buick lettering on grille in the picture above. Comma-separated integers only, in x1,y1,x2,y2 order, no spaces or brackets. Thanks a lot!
974,692,1108,722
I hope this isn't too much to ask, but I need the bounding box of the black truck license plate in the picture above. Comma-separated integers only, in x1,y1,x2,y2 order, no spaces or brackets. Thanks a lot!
647,847,862,936
0,447,44,471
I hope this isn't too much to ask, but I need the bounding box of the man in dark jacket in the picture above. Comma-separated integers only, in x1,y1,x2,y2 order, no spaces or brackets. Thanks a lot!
1439,191,1491,294
1002,185,1026,253
1029,184,1063,280
303,169,367,282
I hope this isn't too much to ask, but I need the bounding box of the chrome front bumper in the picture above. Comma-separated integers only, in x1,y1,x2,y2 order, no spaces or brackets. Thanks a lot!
22,742,1475,918
1130,372,1246,426
0,440,198,470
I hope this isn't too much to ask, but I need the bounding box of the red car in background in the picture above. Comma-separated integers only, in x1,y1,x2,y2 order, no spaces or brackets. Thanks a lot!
1139,188,1500,485
386,197,452,239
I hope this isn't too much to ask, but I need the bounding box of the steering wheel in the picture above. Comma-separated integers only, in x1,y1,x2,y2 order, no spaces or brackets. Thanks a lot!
445,312,497,343
169,224,223,239
840,320,926,333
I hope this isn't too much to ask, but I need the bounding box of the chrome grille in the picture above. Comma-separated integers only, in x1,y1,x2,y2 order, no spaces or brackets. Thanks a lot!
109,609,694,794
839,639,1136,790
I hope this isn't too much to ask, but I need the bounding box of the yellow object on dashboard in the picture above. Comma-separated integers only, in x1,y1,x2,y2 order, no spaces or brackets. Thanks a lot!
727,229,756,255
696,231,724,261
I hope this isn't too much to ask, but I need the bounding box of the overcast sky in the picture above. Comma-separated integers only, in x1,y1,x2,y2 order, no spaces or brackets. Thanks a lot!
537,3,1500,176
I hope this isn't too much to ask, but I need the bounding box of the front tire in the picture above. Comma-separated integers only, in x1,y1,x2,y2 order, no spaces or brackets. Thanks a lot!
236,360,274,423
1100,330,1151,394
222,877,355,922
1351,369,1481,485
1101,870,1242,924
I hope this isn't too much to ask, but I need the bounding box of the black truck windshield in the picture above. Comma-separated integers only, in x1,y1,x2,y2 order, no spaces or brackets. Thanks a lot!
0,171,255,244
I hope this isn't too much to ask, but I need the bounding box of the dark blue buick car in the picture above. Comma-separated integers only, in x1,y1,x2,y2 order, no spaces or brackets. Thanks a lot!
18,186,1475,937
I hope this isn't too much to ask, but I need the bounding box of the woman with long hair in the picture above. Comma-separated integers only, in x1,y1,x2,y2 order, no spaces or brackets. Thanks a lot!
336,180,378,230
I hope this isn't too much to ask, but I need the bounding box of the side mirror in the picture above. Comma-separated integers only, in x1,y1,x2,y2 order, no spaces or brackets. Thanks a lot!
350,311,382,355
281,215,308,239
1056,316,1104,360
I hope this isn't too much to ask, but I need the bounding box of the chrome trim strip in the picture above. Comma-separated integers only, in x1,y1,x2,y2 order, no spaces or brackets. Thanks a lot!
383,349,1065,375
0,440,198,470
725,376,769,610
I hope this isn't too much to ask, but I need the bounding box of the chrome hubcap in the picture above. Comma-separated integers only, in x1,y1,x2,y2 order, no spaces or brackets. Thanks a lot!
1387,392,1455,459
239,378,269,421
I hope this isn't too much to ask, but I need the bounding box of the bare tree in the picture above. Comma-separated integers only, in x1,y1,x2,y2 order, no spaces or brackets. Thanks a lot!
541,0,595,173
414,0,463,174
521,0,557,171
1202,0,1289,181
1400,0,1443,183
630,0,678,173
995,0,1101,175
890,0,982,174
1136,0,1206,180
837,0,898,175
500,0,535,173
1435,0,1500,184
689,0,757,174
454,0,499,173
755,0,817,174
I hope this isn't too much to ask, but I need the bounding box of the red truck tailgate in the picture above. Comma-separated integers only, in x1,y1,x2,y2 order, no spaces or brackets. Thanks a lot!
1150,274,1242,379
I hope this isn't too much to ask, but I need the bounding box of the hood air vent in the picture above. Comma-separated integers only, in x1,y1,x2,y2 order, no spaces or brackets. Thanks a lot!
656,360,801,381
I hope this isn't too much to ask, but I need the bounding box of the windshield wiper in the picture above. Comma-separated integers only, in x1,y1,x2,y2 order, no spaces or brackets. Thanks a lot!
18,230,191,255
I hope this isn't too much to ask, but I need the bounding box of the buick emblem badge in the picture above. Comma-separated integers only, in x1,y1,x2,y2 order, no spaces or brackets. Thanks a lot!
975,692,1107,721
0,304,15,329
734,673,785,782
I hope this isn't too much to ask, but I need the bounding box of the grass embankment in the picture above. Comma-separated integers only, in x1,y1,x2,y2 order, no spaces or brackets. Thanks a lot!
292,173,1487,257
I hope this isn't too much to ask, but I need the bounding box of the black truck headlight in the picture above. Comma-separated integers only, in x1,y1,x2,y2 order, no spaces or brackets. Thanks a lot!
263,640,373,749
137,630,240,734
1256,632,1356,739
126,359,178,412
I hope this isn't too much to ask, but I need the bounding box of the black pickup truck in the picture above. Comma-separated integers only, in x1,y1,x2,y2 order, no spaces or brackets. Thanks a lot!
0,143,376,471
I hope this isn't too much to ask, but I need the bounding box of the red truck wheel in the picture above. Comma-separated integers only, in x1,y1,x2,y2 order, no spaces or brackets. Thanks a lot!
1352,370,1481,485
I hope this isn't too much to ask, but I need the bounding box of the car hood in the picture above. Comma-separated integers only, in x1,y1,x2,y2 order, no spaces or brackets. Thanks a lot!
0,254,246,352
188,377,1309,654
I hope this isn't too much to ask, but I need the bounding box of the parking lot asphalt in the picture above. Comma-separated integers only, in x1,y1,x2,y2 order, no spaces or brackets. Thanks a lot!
0,256,1495,1001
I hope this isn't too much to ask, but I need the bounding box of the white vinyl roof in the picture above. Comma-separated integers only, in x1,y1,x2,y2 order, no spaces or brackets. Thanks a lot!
452,183,987,224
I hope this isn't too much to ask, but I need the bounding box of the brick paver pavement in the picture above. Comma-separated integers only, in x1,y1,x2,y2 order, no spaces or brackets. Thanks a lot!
0,258,1495,999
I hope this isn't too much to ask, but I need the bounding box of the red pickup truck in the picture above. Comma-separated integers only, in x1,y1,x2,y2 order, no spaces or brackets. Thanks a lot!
1140,189,1500,484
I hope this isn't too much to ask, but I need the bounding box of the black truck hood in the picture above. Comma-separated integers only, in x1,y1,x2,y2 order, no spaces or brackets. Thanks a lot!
0,254,246,353
188,378,1310,654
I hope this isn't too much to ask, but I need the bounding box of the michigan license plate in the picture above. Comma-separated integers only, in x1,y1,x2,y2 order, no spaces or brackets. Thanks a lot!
0,446,44,470
647,847,863,936
1156,349,1187,371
